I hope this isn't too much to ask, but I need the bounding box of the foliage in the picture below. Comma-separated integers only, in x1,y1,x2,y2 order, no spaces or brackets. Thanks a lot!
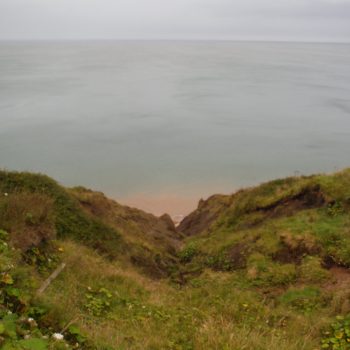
327,201,345,217
84,287,114,317
0,229,82,350
66,325,87,345
178,243,198,263
2,168,350,349
23,245,61,275
321,315,350,349
0,170,123,258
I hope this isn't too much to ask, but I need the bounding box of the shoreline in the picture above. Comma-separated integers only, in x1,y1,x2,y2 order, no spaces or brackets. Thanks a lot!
116,183,237,221
117,193,201,221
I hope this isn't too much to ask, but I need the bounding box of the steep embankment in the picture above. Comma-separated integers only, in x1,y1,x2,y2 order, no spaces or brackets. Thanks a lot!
178,170,350,272
1,168,350,349
0,170,181,278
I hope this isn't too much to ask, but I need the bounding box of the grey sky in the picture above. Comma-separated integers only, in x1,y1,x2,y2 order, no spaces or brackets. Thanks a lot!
0,0,349,41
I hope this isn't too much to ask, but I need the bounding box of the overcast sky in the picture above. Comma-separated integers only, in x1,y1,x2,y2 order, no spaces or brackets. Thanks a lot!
0,0,349,42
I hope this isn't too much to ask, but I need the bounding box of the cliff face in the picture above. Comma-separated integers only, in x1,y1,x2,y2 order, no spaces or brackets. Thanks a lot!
177,168,350,273
178,170,349,236
0,170,182,278
177,194,232,236
70,187,182,252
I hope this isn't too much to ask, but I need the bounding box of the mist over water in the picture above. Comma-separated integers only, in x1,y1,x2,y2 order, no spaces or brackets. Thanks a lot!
1,41,350,215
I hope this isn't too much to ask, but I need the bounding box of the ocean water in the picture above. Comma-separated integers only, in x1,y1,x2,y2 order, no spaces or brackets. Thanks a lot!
1,41,350,216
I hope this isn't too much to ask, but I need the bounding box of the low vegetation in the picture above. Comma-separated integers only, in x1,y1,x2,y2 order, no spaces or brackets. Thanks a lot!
1,168,350,349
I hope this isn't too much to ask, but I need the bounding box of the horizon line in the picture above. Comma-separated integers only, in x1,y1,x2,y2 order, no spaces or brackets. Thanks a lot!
0,38,349,45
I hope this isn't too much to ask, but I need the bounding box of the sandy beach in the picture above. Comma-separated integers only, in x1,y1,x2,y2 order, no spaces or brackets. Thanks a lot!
119,192,199,221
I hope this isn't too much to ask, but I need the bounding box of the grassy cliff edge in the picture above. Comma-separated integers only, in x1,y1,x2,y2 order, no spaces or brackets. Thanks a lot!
1,168,350,349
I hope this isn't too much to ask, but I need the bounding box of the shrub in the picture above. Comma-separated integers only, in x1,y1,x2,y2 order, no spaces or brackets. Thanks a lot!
84,287,114,317
179,243,198,263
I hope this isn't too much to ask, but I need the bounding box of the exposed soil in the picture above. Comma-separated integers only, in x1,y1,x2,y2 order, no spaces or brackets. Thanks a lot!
324,266,350,291
238,185,328,231
226,242,251,269
273,232,321,264
178,184,327,236
255,184,327,219
177,195,230,236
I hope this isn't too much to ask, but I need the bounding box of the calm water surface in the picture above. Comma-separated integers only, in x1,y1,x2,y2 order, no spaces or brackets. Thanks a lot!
1,41,350,215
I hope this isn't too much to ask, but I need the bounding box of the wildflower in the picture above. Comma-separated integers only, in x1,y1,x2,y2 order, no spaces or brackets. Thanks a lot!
52,333,64,340
28,317,34,322
335,332,344,339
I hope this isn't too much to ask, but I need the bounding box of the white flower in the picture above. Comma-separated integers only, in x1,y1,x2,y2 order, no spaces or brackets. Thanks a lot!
4,193,8,197
28,317,34,322
52,333,64,340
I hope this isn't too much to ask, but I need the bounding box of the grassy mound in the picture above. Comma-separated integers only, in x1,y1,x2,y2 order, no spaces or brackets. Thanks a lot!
0,171,123,258
0,170,180,276
178,168,350,273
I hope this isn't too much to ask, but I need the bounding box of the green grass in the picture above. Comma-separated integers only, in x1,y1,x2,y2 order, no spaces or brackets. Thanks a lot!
0,170,124,259
2,168,350,349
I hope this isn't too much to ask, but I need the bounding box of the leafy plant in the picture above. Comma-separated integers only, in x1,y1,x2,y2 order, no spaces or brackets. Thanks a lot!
327,201,345,217
84,287,113,317
0,314,49,349
321,315,350,349
18,338,48,350
66,324,87,345
178,243,198,263
23,245,60,274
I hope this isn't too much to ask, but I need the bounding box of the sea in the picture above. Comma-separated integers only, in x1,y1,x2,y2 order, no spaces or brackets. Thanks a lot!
1,41,350,216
